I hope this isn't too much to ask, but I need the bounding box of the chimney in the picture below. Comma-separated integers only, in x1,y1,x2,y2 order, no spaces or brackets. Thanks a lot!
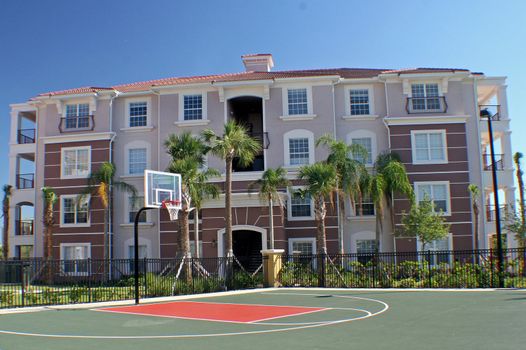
241,54,274,72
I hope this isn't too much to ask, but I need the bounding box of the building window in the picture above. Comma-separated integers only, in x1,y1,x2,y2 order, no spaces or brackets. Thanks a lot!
61,147,90,178
356,239,377,264
289,138,310,166
190,240,203,257
284,130,314,167
350,89,370,115
415,182,450,215
61,244,90,275
289,239,316,255
411,83,441,111
287,88,309,115
411,130,447,164
15,245,33,259
351,137,373,165
289,190,313,220
355,194,375,216
183,95,203,120
65,103,90,129
129,101,148,127
61,195,90,226
128,245,147,272
128,195,146,223
128,148,147,175
418,237,451,265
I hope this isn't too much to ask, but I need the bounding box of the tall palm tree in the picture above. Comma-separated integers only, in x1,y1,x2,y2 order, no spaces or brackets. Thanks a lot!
316,134,368,254
249,167,291,250
297,162,338,255
367,152,413,251
202,121,261,257
2,185,12,260
42,187,58,260
82,162,136,264
514,152,525,229
468,184,481,250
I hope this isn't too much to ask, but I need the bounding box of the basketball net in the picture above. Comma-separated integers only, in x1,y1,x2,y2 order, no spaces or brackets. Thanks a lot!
162,200,181,221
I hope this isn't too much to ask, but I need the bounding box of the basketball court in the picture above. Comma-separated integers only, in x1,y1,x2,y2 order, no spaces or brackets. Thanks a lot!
0,288,524,350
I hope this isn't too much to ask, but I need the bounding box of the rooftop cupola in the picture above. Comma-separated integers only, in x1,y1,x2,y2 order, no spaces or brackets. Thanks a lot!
241,54,274,72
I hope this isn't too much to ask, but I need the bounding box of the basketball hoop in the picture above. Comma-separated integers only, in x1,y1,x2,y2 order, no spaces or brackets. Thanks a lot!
162,200,181,221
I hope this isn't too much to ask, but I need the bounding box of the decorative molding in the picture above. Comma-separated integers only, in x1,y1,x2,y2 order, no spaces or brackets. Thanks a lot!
174,120,211,127
384,115,468,126
119,126,155,133
42,132,114,144
342,115,379,121
279,114,317,121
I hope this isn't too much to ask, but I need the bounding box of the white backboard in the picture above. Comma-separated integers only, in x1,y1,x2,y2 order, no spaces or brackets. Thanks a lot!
144,170,182,208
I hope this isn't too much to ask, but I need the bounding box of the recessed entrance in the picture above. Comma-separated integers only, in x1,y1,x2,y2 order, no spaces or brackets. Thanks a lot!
233,230,262,273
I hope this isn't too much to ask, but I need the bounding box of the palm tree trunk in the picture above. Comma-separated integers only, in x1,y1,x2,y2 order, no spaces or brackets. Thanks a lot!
473,205,479,250
515,155,525,229
2,203,8,260
268,197,274,250
338,195,345,255
225,156,233,257
180,208,192,283
194,208,200,258
316,198,327,255
103,207,109,281
44,204,54,283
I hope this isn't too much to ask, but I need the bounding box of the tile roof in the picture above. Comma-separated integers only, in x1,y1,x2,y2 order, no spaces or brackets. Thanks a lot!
36,67,474,97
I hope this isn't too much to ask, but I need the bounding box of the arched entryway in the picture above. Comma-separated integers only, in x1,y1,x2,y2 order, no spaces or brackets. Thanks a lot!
217,225,267,272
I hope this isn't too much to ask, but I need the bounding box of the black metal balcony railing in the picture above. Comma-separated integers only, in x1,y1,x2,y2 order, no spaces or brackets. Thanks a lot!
16,173,34,189
482,154,504,171
16,220,34,236
17,129,35,144
406,96,448,114
59,115,95,133
249,131,270,150
486,205,508,222
479,105,501,121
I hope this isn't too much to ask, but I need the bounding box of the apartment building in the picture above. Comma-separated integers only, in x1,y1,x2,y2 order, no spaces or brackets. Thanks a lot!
7,54,515,265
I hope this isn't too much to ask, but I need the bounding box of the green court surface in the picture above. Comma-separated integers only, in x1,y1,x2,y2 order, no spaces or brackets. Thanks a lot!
0,288,524,350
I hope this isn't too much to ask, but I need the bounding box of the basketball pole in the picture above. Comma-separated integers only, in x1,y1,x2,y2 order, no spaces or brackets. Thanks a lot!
134,207,154,304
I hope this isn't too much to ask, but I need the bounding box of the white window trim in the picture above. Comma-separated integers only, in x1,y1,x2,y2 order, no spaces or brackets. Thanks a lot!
280,85,316,119
122,97,152,131
60,243,91,276
60,146,91,179
414,181,452,216
288,237,316,254
410,129,448,165
124,237,152,259
60,194,91,228
346,130,377,167
350,231,376,254
343,85,378,118
287,186,315,221
124,141,151,177
177,92,208,123
283,129,315,168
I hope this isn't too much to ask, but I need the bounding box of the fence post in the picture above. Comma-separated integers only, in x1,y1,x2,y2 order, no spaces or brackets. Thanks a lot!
427,250,432,287
20,261,25,307
143,258,148,298
88,258,92,303
261,250,284,287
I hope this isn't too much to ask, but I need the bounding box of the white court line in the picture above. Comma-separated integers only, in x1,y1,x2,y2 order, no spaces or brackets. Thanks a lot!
0,291,389,339
247,308,330,323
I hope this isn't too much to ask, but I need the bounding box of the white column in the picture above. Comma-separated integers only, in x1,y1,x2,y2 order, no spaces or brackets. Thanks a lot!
497,85,509,120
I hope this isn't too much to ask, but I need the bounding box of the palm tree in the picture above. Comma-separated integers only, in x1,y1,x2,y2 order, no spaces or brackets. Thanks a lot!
514,152,525,229
297,162,338,255
82,162,136,265
249,167,291,250
468,184,481,250
368,152,413,251
2,185,12,260
42,187,58,260
316,134,368,254
202,121,261,257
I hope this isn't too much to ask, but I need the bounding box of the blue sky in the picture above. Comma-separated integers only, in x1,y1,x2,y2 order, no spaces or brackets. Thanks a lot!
0,0,525,191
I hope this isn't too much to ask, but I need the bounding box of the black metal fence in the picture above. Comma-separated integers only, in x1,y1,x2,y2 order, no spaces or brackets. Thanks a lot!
0,257,263,309
278,248,526,289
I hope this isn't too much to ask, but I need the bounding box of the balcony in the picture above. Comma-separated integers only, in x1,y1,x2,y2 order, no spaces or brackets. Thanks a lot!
406,97,447,114
17,129,35,144
59,115,95,133
485,205,508,222
482,154,504,171
250,131,270,150
16,173,34,189
16,220,34,236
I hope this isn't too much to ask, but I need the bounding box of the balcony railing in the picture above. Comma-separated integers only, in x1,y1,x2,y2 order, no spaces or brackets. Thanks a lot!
59,115,95,133
486,204,509,222
406,96,448,114
482,154,504,171
249,131,270,150
16,173,34,189
16,220,34,236
17,129,35,144
479,105,501,121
